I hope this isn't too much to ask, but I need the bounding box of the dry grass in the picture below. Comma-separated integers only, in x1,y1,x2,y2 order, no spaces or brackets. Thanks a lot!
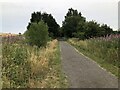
0,33,18,37
2,39,68,88
28,39,68,88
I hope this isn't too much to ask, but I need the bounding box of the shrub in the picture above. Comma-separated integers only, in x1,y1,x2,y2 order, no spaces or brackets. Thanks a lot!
25,21,49,47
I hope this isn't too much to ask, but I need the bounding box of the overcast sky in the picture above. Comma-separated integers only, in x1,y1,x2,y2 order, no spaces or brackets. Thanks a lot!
0,0,119,34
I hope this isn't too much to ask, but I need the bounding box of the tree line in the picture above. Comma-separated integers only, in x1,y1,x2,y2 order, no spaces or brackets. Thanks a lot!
61,8,115,39
24,8,118,47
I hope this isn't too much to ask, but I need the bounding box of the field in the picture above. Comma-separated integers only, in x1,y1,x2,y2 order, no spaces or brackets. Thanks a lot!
2,34,68,88
68,34,120,76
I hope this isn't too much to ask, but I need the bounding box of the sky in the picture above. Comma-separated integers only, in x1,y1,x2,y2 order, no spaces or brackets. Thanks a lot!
0,0,119,34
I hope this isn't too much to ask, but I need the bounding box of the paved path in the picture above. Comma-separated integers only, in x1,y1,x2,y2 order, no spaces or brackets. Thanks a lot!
60,41,118,88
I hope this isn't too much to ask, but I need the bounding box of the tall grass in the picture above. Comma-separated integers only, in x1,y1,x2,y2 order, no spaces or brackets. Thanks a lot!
2,35,68,88
68,34,120,76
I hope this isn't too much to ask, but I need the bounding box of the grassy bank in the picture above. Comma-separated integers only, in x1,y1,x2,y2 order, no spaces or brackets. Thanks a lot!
68,34,119,77
2,39,68,88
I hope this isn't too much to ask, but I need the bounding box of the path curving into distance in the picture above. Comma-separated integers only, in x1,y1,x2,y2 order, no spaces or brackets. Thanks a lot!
60,41,118,88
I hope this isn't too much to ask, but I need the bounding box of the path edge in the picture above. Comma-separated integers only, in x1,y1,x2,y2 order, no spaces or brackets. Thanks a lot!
66,41,118,78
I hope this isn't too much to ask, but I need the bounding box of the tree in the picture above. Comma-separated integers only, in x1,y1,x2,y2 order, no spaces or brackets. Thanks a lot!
27,12,60,38
62,8,86,38
62,8,114,39
62,16,80,37
25,21,48,47
84,21,100,38
30,12,42,23
42,13,60,38
100,24,113,36
18,32,21,36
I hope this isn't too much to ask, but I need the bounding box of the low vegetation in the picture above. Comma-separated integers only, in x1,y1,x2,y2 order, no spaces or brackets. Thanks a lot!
68,34,119,76
2,35,68,88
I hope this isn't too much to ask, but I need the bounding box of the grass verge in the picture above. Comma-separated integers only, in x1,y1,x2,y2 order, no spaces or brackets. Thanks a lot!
68,39,118,77
2,39,68,88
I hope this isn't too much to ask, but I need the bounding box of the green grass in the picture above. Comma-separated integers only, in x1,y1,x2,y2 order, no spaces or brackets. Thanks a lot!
68,38,118,77
2,40,68,88
77,47,118,76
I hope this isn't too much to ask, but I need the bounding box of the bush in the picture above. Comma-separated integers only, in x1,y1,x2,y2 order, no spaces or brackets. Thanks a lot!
25,21,49,47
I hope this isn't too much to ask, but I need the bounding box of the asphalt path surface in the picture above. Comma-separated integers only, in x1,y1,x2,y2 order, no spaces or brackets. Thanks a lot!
60,41,118,88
